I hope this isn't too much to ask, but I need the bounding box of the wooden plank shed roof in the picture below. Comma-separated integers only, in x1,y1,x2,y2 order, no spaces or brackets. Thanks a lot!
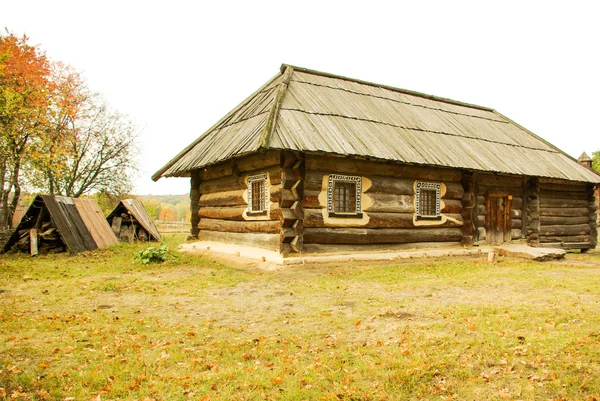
3,195,119,254
106,199,162,242
153,64,600,184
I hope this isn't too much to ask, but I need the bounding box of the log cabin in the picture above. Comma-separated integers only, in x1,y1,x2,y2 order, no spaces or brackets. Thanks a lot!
153,64,600,256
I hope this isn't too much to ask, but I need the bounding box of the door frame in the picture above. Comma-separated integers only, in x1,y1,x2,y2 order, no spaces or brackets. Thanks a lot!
485,192,512,244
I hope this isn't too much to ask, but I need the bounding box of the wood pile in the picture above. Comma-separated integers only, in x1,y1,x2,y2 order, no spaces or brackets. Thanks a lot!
111,212,149,242
15,220,65,255
107,199,161,243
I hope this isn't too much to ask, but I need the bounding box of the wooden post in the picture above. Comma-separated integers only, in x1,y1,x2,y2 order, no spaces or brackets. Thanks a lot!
190,171,201,239
526,177,540,246
460,170,476,247
521,176,528,239
588,183,598,249
30,229,38,256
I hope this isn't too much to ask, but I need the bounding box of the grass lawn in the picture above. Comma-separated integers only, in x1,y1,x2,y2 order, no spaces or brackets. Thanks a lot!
1,235,600,400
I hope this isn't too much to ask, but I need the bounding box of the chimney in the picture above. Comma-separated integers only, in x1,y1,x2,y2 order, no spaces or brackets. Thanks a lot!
577,152,593,169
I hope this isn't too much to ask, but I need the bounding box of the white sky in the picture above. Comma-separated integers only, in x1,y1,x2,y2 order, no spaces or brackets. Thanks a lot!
2,0,599,195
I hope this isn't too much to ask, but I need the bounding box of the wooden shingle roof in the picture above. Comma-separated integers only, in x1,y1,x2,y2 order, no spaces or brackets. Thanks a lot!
153,64,600,184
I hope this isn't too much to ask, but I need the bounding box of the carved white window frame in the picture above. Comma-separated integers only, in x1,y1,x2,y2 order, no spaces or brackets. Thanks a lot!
247,173,269,214
416,181,441,220
327,174,362,217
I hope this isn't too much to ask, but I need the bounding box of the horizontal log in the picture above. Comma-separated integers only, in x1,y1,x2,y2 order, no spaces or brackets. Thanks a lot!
539,191,589,201
364,194,414,213
303,227,462,245
539,181,587,193
199,165,280,194
540,207,590,217
476,205,486,216
199,206,248,221
511,197,523,210
475,173,523,188
198,185,281,207
301,241,465,255
441,199,462,214
305,154,462,181
539,198,590,208
303,209,463,229
511,218,522,229
304,170,326,191
539,224,591,236
301,190,321,209
198,150,280,181
539,235,591,243
510,209,522,219
539,242,594,250
368,176,419,195
196,230,280,251
199,190,246,207
199,218,280,233
198,204,281,221
443,182,465,199
540,216,589,226
199,175,245,194
510,228,522,240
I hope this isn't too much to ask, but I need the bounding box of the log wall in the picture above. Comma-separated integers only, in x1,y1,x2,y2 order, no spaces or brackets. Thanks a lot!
302,155,463,246
192,150,282,249
537,179,597,250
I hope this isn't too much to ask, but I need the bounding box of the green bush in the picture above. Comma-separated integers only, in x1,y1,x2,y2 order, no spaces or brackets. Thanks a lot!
135,244,171,264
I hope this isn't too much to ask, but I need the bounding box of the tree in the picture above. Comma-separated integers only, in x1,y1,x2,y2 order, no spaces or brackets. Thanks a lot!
158,206,176,221
593,150,599,172
142,199,162,221
1,31,139,228
27,89,139,198
0,31,53,228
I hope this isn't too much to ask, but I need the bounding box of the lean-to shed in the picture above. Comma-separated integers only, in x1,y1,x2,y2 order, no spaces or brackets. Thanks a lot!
107,199,161,242
153,64,600,255
3,195,119,255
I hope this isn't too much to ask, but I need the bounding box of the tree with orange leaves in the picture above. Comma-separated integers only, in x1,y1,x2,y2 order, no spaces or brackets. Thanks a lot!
1,30,138,228
0,30,53,228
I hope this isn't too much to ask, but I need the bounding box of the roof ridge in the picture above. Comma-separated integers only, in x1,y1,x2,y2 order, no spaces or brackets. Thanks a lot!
259,65,294,149
280,63,495,112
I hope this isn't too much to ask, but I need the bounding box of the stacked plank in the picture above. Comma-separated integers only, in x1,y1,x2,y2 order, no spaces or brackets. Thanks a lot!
194,151,281,250
537,180,597,250
302,155,463,247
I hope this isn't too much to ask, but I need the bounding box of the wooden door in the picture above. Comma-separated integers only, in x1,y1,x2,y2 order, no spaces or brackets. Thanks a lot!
486,195,512,243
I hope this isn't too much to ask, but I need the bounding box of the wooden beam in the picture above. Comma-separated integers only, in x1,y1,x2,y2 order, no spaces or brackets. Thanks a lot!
259,66,294,149
30,229,38,256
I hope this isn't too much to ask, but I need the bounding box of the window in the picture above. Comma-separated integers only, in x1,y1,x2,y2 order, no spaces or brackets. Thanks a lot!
248,173,268,215
416,182,441,220
327,174,362,217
